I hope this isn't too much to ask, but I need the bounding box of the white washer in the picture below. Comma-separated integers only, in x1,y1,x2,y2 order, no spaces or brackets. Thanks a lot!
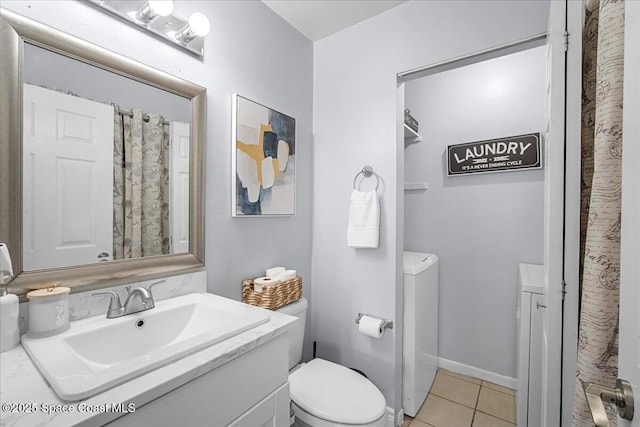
402,251,439,417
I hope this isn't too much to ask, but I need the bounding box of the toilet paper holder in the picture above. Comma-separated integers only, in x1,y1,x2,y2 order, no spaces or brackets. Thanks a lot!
355,313,393,330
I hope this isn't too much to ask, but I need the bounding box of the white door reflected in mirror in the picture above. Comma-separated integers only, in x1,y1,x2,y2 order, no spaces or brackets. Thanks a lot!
23,84,113,270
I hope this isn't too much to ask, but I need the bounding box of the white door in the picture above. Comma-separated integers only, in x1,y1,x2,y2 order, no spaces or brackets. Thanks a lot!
618,1,640,425
170,121,190,254
540,0,571,424
23,84,114,270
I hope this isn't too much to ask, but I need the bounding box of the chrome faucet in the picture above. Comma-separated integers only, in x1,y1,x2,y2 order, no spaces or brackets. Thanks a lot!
93,280,166,318
123,287,155,314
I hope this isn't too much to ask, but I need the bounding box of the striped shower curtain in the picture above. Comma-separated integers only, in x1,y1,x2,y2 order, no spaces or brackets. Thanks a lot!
572,0,625,425
112,109,171,260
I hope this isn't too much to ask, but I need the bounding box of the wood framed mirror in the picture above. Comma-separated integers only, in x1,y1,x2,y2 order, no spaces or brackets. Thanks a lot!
0,9,206,300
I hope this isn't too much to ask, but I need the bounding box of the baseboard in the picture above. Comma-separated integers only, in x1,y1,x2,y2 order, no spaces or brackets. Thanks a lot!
386,406,403,427
438,357,518,390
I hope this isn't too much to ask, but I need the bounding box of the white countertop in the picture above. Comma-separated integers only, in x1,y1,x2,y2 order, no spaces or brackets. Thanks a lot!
0,299,295,427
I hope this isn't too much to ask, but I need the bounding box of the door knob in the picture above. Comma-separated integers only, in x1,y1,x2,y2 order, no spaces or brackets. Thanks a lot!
581,378,634,426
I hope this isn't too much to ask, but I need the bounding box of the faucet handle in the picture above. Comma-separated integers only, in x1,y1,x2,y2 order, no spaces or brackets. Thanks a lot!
92,291,123,318
145,280,166,295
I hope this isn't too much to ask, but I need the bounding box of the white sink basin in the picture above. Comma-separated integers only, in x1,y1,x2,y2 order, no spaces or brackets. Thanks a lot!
21,292,270,401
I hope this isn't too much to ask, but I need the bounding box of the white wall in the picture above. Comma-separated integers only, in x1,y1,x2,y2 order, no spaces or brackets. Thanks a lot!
404,46,546,379
312,0,549,412
3,1,315,358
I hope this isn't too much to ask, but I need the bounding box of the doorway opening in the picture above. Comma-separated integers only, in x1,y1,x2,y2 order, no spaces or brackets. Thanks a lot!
398,37,550,425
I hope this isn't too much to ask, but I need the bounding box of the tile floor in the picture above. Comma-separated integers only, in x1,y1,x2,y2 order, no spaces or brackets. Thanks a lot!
402,369,516,427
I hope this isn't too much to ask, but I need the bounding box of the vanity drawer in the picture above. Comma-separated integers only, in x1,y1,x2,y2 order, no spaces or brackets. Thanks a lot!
107,334,289,426
228,382,290,427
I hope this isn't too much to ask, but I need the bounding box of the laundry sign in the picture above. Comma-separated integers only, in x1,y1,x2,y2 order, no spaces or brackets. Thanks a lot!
447,133,542,176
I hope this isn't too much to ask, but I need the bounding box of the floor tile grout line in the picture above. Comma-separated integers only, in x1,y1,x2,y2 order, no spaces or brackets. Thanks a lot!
438,369,517,396
407,407,517,427
473,410,517,427
474,408,517,425
480,382,517,397
438,369,483,386
476,386,517,422
413,370,516,427
428,389,480,410
408,416,437,427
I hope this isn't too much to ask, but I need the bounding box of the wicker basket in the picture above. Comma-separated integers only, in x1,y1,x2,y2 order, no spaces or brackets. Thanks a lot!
242,276,302,310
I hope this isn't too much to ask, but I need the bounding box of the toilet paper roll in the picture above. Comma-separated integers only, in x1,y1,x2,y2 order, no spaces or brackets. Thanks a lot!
254,276,281,293
278,270,297,282
358,315,384,339
266,267,285,278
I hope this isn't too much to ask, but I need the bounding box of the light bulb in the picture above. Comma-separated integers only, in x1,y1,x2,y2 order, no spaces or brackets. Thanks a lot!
148,1,174,17
188,12,210,37
134,1,174,23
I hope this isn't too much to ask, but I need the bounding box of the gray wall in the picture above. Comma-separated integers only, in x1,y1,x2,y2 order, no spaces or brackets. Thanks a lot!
5,1,315,359
312,0,549,412
23,43,190,123
404,46,546,379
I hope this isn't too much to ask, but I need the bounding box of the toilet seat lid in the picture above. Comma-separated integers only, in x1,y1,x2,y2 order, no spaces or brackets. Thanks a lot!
289,358,386,424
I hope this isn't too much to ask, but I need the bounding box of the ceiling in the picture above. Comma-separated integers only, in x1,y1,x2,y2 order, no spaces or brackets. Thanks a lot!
261,0,408,41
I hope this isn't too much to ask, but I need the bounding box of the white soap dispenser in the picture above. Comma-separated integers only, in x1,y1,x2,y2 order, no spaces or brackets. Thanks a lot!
0,243,20,352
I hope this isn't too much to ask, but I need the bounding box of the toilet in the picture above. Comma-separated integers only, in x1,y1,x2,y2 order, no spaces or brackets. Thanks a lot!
277,297,387,426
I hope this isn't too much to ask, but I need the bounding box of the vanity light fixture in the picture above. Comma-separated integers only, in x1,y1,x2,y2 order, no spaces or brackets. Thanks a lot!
171,12,211,43
134,1,174,24
85,0,210,57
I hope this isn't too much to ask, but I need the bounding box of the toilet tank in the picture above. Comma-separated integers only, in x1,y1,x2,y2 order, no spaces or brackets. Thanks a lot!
276,297,308,370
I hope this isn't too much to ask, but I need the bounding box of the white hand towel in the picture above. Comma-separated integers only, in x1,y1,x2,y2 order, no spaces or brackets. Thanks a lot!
347,189,380,248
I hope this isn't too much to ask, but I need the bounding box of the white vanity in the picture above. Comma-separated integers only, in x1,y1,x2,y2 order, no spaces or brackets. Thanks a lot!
1,276,295,426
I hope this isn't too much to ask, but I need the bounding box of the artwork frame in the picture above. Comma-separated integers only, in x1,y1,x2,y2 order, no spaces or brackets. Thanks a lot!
231,94,296,217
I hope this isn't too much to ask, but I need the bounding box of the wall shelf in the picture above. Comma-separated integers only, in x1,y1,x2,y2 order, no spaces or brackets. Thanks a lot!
404,182,428,192
404,124,422,142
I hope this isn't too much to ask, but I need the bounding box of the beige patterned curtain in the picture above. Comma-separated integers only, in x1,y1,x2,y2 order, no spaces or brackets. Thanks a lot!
113,109,171,260
573,0,625,425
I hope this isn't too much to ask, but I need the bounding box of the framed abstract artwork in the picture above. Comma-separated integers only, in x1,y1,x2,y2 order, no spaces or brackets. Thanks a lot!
232,94,296,216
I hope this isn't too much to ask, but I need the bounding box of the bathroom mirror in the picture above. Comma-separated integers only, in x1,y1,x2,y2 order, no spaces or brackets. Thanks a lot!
0,9,206,299
22,43,192,270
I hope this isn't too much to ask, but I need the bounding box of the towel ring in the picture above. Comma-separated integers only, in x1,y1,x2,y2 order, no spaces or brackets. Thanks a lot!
353,165,380,191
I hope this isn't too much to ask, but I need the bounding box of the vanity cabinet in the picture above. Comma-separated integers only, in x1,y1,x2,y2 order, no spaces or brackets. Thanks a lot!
228,383,290,426
106,334,290,427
